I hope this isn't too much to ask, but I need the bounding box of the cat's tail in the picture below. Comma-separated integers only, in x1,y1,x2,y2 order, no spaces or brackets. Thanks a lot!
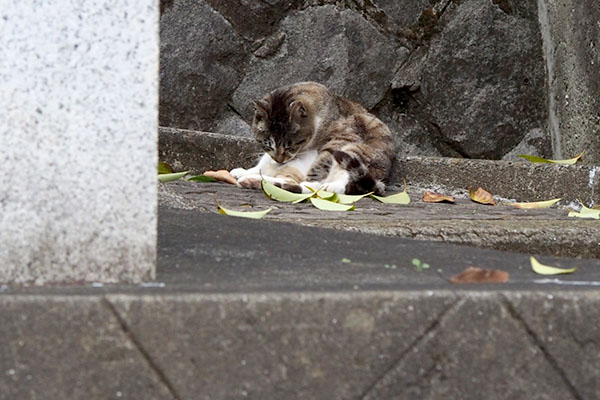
329,150,386,195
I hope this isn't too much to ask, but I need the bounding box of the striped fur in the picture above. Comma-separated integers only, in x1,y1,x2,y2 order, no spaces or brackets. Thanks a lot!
231,82,396,195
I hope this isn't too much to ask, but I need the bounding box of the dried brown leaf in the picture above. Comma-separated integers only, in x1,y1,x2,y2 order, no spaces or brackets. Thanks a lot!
450,267,509,284
469,187,496,205
423,191,455,203
203,170,237,185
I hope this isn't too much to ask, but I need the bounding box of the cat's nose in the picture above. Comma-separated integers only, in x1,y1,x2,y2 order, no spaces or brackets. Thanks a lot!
273,148,286,163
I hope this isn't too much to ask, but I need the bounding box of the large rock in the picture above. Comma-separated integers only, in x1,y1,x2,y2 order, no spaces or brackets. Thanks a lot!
159,1,248,131
417,0,548,159
231,5,408,119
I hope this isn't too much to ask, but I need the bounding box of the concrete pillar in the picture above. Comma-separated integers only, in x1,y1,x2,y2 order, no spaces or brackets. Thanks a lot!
539,0,600,163
0,1,158,284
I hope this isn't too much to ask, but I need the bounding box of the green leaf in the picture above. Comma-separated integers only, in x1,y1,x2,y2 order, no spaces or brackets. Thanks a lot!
341,258,352,263
158,171,189,182
310,197,355,211
370,191,410,204
217,204,272,219
530,256,577,275
411,258,421,267
158,162,173,174
187,175,218,182
262,180,314,202
519,151,584,165
337,192,373,204
315,190,338,201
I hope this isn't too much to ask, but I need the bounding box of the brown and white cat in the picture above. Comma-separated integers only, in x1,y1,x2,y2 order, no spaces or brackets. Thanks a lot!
230,82,395,195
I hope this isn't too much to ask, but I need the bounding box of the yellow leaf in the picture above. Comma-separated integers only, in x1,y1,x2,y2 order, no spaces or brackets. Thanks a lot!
262,180,313,203
568,202,600,219
371,192,410,204
519,151,584,165
310,197,355,211
508,198,561,209
336,192,372,204
469,187,496,205
158,171,189,182
217,204,272,219
530,256,577,275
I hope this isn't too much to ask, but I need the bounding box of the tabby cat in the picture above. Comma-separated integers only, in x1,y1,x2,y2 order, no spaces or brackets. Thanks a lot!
230,82,396,195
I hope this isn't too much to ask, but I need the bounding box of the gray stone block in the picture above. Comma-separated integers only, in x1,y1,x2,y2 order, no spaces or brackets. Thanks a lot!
0,1,158,284
0,296,173,400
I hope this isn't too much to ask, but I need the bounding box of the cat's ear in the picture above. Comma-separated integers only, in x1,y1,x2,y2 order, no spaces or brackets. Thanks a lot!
289,100,307,120
253,99,270,122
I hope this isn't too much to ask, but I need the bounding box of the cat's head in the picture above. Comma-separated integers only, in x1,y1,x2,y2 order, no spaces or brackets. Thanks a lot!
252,90,316,164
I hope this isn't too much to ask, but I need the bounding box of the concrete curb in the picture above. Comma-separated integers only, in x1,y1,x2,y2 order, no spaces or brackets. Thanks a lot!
1,290,598,399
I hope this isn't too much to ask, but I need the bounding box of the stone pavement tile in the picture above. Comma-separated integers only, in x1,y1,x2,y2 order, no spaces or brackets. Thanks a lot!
507,292,600,400
108,291,456,400
362,295,577,400
0,296,175,400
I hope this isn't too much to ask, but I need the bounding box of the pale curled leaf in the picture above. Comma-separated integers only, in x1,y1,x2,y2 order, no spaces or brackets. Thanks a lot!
508,198,561,209
519,151,584,165
217,204,272,219
262,180,313,203
530,256,576,275
158,171,189,182
310,197,355,211
336,192,372,204
469,187,496,205
568,203,600,219
450,267,509,283
422,191,455,203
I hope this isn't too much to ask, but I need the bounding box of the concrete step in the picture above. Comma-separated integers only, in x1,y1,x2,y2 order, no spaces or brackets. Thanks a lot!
2,208,599,399
159,126,600,205
158,127,600,259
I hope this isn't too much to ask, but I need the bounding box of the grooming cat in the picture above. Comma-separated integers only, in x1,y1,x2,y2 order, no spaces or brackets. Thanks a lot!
230,82,395,195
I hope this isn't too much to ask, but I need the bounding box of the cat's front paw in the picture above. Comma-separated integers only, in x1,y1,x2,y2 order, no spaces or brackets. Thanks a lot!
237,175,262,190
230,167,248,179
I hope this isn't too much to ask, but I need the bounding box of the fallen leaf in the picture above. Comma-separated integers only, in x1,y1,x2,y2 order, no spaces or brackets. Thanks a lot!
158,171,189,182
530,256,577,275
217,203,272,219
450,267,509,283
310,197,355,211
469,187,496,205
262,180,314,203
519,151,584,165
568,202,600,219
187,175,218,182
158,162,173,174
423,191,455,203
315,190,338,202
336,192,372,204
203,170,237,185
371,179,411,204
341,258,352,263
507,198,561,209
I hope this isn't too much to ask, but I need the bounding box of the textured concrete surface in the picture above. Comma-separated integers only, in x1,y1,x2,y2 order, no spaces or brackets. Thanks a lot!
1,208,599,399
160,182,600,259
541,0,600,163
0,2,158,284
159,128,600,205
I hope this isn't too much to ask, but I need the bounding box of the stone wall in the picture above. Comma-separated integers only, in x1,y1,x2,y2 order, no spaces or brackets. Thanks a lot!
159,0,599,162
